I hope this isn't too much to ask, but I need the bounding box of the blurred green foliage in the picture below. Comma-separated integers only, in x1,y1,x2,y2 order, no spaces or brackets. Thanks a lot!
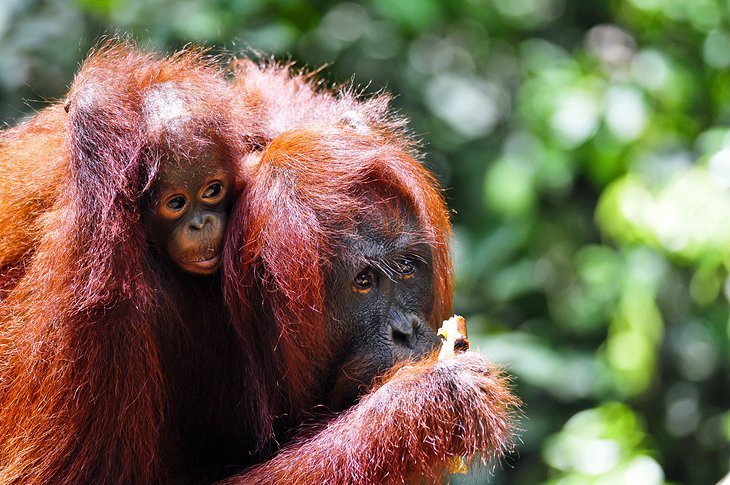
1,0,728,483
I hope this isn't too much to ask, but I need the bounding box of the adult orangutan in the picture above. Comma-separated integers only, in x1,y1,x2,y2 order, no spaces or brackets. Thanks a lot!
222,119,518,482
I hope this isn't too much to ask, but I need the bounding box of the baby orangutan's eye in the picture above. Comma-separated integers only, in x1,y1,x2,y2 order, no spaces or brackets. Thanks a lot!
202,182,223,200
166,196,186,211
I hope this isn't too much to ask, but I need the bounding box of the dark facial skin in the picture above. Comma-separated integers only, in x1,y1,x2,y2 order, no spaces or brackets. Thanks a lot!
144,148,234,276
325,212,441,409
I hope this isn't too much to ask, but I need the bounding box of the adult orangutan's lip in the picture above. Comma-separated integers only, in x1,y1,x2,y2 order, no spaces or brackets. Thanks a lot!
178,255,221,274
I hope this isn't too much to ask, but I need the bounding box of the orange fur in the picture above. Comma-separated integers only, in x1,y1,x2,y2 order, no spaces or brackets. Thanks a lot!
0,105,67,282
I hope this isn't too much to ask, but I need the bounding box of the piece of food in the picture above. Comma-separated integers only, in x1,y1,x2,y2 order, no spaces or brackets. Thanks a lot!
437,315,470,360
437,315,472,474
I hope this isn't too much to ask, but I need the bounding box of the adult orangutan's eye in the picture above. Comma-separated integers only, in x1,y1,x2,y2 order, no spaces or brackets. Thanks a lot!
353,268,375,292
393,258,415,276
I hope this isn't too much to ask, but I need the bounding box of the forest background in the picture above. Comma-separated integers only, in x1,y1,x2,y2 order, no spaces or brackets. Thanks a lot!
1,1,728,483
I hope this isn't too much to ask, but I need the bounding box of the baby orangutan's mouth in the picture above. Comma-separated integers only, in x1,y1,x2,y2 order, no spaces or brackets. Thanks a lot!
176,253,222,275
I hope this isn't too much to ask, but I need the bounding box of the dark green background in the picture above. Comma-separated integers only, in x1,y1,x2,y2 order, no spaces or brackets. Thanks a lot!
1,1,728,483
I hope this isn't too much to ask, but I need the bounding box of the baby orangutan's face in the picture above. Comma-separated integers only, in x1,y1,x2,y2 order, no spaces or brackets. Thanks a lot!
145,148,233,276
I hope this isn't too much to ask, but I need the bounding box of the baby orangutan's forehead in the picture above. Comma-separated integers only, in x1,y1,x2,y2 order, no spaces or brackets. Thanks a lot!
153,147,228,193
